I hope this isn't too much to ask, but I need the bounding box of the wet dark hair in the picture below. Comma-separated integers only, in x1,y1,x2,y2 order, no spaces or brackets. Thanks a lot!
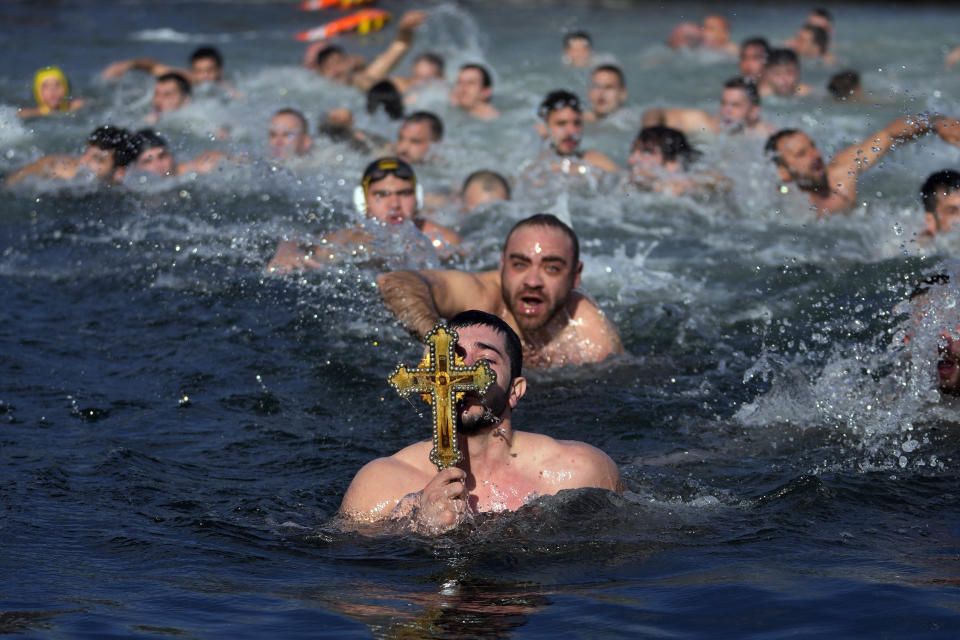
87,125,136,167
156,72,191,97
634,125,700,170
273,107,308,132
767,48,799,68
764,128,800,166
538,89,581,120
592,64,625,87
461,170,511,200
740,36,771,59
921,169,960,215
801,24,830,54
131,128,169,158
315,45,345,68
460,63,492,89
827,70,861,100
414,52,445,76
563,30,592,47
811,7,832,22
448,310,523,383
190,46,223,68
910,273,950,301
366,80,404,120
724,76,761,106
504,213,579,267
404,111,444,141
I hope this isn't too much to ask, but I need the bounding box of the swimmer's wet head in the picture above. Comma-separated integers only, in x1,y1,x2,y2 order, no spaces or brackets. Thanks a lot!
388,321,496,471
354,156,423,222
34,66,70,113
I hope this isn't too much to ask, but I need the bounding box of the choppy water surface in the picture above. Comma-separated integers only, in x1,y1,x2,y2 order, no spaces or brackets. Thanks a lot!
3,1,960,637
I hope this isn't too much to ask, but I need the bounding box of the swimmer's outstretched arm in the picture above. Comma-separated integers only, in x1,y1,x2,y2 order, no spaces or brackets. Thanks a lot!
5,155,77,186
102,57,179,80
352,10,426,91
377,268,499,338
829,114,960,206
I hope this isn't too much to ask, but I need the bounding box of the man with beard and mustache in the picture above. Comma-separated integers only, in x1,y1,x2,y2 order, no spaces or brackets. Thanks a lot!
533,90,618,174
377,214,623,369
765,114,960,216
338,310,622,533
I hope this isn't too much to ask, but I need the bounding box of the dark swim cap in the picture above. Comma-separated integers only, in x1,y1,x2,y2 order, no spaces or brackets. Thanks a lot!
361,157,417,190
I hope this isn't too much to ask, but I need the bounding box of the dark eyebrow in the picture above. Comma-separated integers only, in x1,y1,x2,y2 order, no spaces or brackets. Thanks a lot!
507,253,532,262
475,341,504,360
540,255,568,265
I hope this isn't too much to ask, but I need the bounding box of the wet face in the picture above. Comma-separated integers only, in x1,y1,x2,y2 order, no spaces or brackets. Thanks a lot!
739,44,767,80
807,13,832,34
364,173,418,225
629,143,679,174
702,16,729,47
564,37,592,67
79,145,116,180
793,29,820,57
396,121,434,164
938,332,960,395
135,146,175,176
587,70,626,117
453,324,520,434
268,113,311,159
190,57,221,84
411,58,443,85
763,62,800,96
318,51,353,84
543,105,583,156
719,87,758,130
152,79,189,114
927,189,960,235
39,77,66,109
500,224,581,334
462,180,508,212
451,68,490,109
775,132,827,191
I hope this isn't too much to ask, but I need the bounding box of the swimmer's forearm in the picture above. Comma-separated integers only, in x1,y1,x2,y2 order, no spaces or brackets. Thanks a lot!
355,41,410,91
377,270,441,338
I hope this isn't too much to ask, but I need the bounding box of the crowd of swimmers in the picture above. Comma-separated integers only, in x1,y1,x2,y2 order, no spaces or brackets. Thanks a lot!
7,7,960,386
9,5,960,532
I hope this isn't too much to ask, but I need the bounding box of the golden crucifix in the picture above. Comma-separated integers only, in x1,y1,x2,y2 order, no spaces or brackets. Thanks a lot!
388,322,496,471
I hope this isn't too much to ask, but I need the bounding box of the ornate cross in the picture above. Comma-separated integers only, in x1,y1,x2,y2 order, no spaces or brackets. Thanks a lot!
388,322,496,471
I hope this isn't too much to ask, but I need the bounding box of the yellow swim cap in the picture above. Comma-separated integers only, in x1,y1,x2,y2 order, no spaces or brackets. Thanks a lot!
33,66,70,114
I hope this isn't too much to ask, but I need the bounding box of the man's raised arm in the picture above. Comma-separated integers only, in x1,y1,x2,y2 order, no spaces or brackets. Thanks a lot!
830,114,960,203
377,268,497,338
352,11,425,92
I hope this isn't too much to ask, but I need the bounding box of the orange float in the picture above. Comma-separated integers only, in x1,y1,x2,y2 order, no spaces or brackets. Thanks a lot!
294,8,391,42
298,0,375,12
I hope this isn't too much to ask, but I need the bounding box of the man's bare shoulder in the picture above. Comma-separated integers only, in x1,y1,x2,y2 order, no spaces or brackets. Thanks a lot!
517,431,622,492
567,291,624,355
339,441,434,521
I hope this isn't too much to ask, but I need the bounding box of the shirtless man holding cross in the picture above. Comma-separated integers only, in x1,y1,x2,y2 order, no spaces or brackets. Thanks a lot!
339,310,622,533
377,214,623,369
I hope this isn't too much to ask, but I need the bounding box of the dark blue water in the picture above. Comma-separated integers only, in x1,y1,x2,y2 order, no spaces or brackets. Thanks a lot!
4,1,960,637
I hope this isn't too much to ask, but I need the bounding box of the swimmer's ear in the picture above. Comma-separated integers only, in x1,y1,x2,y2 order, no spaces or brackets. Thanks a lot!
480,86,492,103
303,135,313,154
508,376,526,407
113,166,126,182
775,163,793,184
925,212,939,235
572,260,583,289
415,182,424,211
353,185,367,215
536,121,548,139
